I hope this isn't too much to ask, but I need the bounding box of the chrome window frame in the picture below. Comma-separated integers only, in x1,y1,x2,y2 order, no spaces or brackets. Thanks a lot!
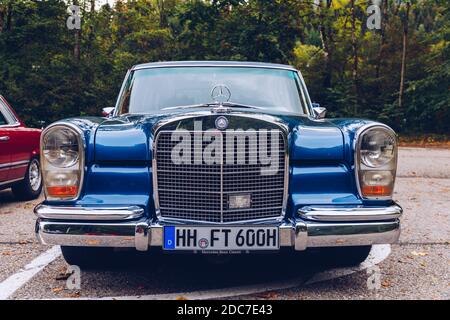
113,65,312,117
0,97,20,127
40,122,86,201
354,123,398,200
151,112,290,225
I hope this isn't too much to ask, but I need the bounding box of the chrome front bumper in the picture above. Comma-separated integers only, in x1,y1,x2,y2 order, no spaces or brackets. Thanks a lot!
35,204,402,251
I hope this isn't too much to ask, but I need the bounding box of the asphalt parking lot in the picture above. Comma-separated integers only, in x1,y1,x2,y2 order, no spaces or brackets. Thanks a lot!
0,147,448,300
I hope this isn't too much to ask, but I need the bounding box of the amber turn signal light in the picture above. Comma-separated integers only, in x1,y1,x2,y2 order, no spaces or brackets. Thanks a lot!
362,185,392,197
47,186,78,197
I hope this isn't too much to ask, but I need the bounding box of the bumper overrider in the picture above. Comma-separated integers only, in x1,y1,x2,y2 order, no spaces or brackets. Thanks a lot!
34,204,402,251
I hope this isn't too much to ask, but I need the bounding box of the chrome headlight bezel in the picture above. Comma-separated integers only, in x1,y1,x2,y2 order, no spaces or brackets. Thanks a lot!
42,127,80,168
40,122,85,201
355,124,398,200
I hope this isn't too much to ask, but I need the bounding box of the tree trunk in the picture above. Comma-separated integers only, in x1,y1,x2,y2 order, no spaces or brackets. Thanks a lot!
0,5,4,33
399,2,410,109
319,0,334,88
74,31,81,61
158,0,168,28
73,0,81,61
5,1,12,31
88,0,95,44
350,0,358,115
375,0,388,79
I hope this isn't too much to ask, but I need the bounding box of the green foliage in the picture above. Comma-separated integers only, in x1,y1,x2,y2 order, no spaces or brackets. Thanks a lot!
0,0,448,133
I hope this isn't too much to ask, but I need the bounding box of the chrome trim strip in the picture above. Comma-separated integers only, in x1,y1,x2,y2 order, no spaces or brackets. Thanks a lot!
152,216,285,226
36,219,142,248
34,204,144,221
151,112,289,224
0,160,29,169
35,216,400,251
0,123,21,128
354,123,398,200
157,188,284,194
113,69,132,117
0,177,23,187
40,122,86,201
305,219,400,247
132,63,297,72
298,204,403,222
220,134,224,223
135,222,150,251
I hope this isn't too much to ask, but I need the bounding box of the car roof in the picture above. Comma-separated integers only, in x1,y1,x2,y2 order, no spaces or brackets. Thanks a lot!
132,61,297,71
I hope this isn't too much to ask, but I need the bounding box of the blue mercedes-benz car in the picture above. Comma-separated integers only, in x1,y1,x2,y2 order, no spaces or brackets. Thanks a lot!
35,61,402,267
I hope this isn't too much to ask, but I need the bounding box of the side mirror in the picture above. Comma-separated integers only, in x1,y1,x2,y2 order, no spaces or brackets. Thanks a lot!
101,107,115,118
312,103,327,119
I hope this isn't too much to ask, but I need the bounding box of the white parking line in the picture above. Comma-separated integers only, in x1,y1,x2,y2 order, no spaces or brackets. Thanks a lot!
69,245,391,300
0,246,61,300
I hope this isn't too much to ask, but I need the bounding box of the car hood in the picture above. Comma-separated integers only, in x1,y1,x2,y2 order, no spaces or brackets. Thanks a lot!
94,109,345,163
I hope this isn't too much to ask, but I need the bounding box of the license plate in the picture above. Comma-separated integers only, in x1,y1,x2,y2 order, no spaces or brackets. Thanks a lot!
163,226,279,251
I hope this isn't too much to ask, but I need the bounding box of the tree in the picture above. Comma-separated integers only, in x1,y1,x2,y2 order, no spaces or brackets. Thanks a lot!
398,0,411,110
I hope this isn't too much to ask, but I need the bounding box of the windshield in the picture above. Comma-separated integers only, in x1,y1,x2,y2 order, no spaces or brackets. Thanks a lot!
117,67,309,115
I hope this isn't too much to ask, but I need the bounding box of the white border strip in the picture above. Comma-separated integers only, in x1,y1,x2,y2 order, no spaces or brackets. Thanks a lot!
0,246,61,300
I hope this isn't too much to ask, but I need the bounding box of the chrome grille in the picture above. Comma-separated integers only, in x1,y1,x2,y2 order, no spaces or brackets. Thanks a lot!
154,129,286,223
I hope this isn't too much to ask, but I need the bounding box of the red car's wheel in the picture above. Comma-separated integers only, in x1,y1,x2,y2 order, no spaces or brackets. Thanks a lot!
12,158,42,200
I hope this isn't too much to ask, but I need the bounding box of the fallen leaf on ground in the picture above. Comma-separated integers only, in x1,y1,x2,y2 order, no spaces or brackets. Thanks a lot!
86,240,100,245
64,292,81,298
381,279,392,288
52,287,64,293
176,296,188,300
23,203,34,209
18,240,31,245
411,251,428,257
58,266,68,273
1,251,13,256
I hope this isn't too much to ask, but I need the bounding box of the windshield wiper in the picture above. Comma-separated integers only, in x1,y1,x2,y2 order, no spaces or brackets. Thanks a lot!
161,104,210,111
219,102,264,110
161,102,264,111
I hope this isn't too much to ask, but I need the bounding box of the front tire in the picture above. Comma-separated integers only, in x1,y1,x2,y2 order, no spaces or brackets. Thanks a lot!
317,246,372,267
61,246,114,268
12,158,42,200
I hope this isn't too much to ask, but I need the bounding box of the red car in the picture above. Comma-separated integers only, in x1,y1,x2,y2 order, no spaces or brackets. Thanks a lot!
0,95,42,200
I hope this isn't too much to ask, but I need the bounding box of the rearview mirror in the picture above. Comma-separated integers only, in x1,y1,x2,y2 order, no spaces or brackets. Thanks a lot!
312,103,327,119
101,107,115,117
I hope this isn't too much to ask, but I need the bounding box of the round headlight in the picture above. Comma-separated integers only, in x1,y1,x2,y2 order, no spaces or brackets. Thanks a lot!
360,128,396,168
43,128,79,168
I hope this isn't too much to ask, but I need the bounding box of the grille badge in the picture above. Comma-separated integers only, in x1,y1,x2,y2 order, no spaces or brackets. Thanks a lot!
215,116,229,130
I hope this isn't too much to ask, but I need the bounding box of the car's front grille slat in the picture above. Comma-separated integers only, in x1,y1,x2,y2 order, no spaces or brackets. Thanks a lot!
155,128,286,223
